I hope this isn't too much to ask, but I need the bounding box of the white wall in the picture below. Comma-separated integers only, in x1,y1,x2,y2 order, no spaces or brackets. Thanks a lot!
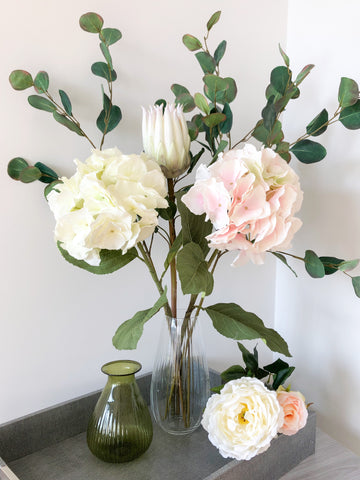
276,0,360,455
0,1,286,425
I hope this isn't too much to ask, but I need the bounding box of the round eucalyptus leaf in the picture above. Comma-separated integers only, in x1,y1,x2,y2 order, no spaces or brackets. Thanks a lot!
91,62,117,82
34,162,59,184
290,139,327,163
34,71,49,93
19,166,42,183
182,34,202,51
339,100,360,130
9,70,33,90
7,157,29,180
79,12,104,33
28,95,56,112
101,27,122,46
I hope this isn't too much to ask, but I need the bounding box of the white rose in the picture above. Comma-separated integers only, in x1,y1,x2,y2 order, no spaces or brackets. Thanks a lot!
201,377,283,461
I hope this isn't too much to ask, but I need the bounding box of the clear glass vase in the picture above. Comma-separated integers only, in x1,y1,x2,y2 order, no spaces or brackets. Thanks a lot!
150,312,210,435
87,360,153,463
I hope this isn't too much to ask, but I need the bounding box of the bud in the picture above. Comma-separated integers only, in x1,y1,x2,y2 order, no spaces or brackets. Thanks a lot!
142,104,191,178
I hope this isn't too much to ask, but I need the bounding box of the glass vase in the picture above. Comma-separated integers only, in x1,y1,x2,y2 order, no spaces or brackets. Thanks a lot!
87,360,153,463
150,311,210,435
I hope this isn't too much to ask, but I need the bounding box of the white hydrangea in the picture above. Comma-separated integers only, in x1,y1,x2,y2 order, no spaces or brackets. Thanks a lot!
47,148,168,266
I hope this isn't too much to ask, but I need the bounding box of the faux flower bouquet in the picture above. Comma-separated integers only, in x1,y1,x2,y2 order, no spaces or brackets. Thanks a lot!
7,9,360,456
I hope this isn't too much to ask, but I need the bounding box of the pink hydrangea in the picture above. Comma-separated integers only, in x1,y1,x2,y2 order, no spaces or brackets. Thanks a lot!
182,144,303,265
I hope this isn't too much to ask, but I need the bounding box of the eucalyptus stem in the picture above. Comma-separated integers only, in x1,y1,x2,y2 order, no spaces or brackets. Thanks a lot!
167,178,177,318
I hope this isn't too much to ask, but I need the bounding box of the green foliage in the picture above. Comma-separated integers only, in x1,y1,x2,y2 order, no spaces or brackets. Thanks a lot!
338,77,359,108
112,289,168,350
207,11,221,31
34,71,49,93
294,64,314,85
34,162,59,184
182,34,202,51
352,277,360,297
306,109,328,136
220,103,232,133
194,92,210,114
339,100,360,129
205,303,291,356
101,27,122,46
9,70,33,90
100,42,113,69
203,112,226,128
304,250,325,278
58,242,138,274
44,180,62,199
97,105,122,134
270,66,291,95
19,166,42,183
91,61,117,82
157,199,177,221
214,40,226,65
28,95,56,112
177,242,214,295
7,157,29,180
195,52,216,74
163,232,183,275
319,256,344,275
79,12,104,33
272,252,297,277
290,139,327,163
53,112,84,136
59,90,72,116
187,148,205,173
338,259,359,271
278,44,290,67
263,358,295,391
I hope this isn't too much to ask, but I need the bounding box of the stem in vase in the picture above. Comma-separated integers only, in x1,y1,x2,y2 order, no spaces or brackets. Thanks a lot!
167,178,177,318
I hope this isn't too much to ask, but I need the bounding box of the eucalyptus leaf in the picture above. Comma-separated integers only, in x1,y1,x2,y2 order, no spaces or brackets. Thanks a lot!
214,40,226,65
28,95,56,112
202,112,226,128
205,303,291,356
209,139,228,164
59,90,72,116
174,92,195,112
338,77,359,108
96,105,122,133
101,27,122,46
272,252,297,277
34,162,59,184
194,92,210,114
100,42,113,69
177,242,213,295
171,84,190,97
270,66,291,95
91,62,117,82
44,180,62,199
182,34,202,51
195,52,216,74
34,71,49,93
79,12,104,33
188,148,205,173
290,139,327,163
295,64,314,85
207,11,221,31
112,289,168,350
275,141,291,162
7,157,29,180
219,103,233,134
187,120,199,141
352,276,360,298
9,70,33,90
261,101,276,132
53,112,84,136
338,259,360,272
306,109,328,136
319,256,344,275
339,100,360,130
58,242,137,274
278,44,290,67
19,166,41,183
304,250,325,278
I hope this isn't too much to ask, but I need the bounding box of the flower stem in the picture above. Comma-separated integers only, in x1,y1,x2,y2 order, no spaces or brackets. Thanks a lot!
167,178,177,318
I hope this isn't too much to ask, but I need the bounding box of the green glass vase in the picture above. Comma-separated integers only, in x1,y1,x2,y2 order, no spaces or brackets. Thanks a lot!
87,360,153,463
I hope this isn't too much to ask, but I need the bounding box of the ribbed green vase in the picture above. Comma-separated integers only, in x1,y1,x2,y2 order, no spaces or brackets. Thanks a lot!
87,360,153,463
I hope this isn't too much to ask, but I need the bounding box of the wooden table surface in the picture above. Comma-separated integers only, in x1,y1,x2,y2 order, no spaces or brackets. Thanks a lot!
280,429,360,479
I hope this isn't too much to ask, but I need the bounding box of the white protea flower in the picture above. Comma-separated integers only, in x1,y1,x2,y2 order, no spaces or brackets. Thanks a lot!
142,103,191,178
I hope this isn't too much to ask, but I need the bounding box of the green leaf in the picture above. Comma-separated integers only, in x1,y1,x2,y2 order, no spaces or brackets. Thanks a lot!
290,139,327,163
53,112,84,136
203,75,228,103
275,142,291,162
44,180,62,199
195,52,216,74
171,84,190,97
221,365,246,383
205,303,291,356
188,148,205,173
237,343,258,374
28,95,56,112
91,62,117,82
155,99,167,111
96,105,122,134
268,120,284,145
319,256,344,275
207,11,221,31
252,121,268,143
339,100,360,130
214,40,226,65
58,242,137,274
182,34,202,51
163,231,183,274
272,252,297,277
295,64,314,85
211,385,224,394
272,366,295,390
304,250,325,278
219,103,232,134
209,139,228,164
177,242,213,295
279,44,290,67
19,166,41,183
59,90,72,116
34,162,59,184
202,112,226,128
338,77,359,108
264,358,290,374
270,66,291,95
9,70,33,90
101,27,122,46
222,77,237,104
262,101,276,131
187,121,199,141
338,259,360,272
7,157,29,180
157,199,177,221
79,12,104,33
351,276,360,298
175,93,195,112
34,71,49,93
177,191,213,255
194,92,210,114
306,109,328,137
112,289,168,350
100,42,113,70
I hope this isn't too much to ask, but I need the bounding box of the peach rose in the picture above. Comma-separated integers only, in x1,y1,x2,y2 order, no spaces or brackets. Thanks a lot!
277,390,308,436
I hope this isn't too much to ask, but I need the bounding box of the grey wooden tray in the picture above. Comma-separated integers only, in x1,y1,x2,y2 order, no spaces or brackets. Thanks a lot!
0,372,316,480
